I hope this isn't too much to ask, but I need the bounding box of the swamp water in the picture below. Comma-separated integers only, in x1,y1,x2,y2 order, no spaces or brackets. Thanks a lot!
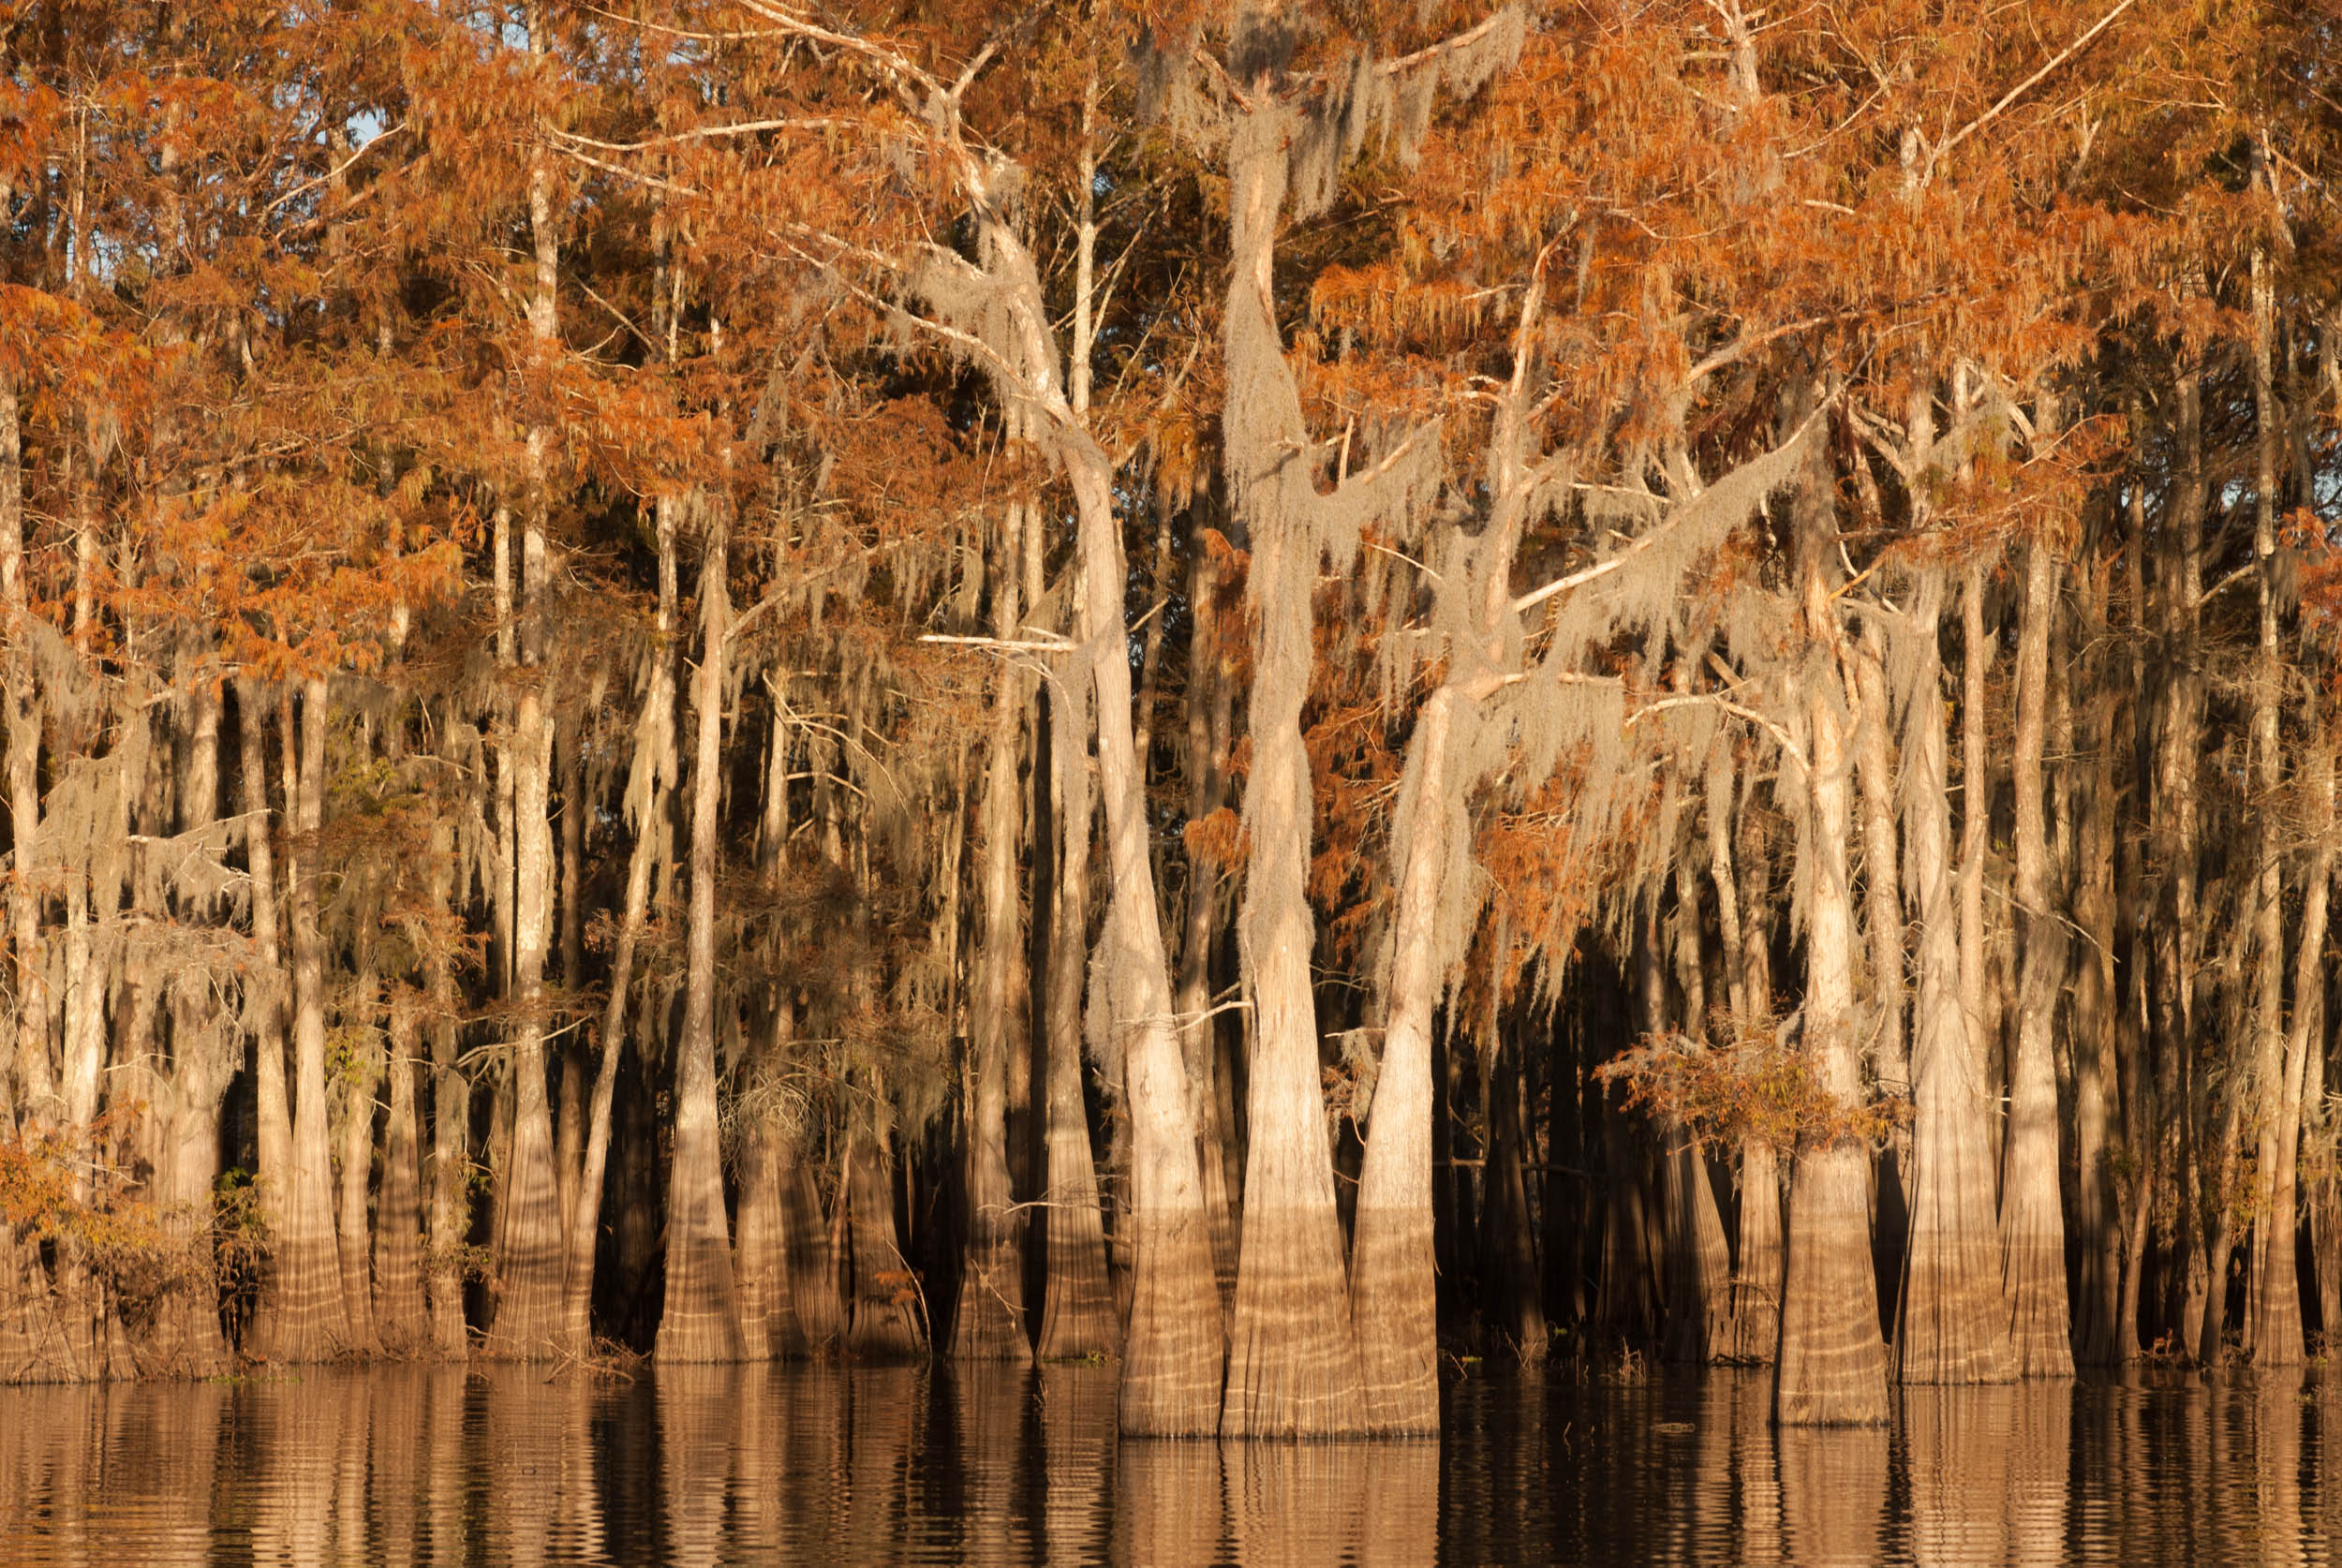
1,1364,2338,1564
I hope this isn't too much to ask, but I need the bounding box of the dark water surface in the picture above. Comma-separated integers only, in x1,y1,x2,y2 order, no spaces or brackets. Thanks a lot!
2,1363,2339,1564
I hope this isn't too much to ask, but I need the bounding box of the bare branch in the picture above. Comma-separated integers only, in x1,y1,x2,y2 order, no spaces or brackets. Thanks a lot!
1921,0,2140,185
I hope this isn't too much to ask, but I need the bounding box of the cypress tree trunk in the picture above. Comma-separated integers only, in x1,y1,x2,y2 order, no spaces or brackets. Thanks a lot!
336,969,384,1356
733,1088,797,1361
657,515,746,1363
2158,373,2210,1358
2259,735,2329,1368
844,1117,926,1357
275,679,351,1360
1774,443,1889,1427
1351,687,1454,1427
2247,255,2304,1368
1066,446,1220,1436
2068,555,2123,1365
375,990,429,1353
1036,636,1118,1361
1173,543,1240,1302
1898,568,2014,1383
488,19,571,1354
1218,100,1365,1440
2003,538,2073,1376
560,498,676,1354
953,504,1031,1362
1707,751,1781,1363
1849,615,1909,1339
150,685,230,1375
783,1131,847,1352
0,370,79,1383
424,825,469,1356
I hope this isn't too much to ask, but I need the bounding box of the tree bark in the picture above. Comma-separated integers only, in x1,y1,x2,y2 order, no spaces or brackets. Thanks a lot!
2247,252,2304,1368
374,990,429,1353
2258,735,2328,1368
1036,633,1118,1362
485,109,568,1355
2068,554,2123,1365
2003,537,2073,1376
952,503,1031,1362
274,679,351,1360
560,498,678,1354
657,515,746,1363
1774,440,1889,1427
1217,99,1367,1440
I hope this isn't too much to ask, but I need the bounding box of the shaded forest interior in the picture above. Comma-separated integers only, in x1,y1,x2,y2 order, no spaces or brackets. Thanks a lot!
6,0,2342,1436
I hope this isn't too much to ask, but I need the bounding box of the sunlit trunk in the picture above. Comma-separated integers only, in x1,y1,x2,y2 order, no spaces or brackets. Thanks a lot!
658,514,746,1362
1898,569,2014,1384
2003,538,2073,1376
275,678,352,1359
1218,101,1364,1439
1774,444,1888,1427
953,503,1031,1362
1036,641,1118,1361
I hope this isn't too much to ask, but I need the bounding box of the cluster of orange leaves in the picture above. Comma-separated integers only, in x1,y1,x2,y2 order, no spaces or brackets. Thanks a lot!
1596,1025,1911,1151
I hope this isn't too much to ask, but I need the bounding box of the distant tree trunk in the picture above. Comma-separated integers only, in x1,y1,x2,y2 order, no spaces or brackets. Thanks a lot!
1898,568,2014,1384
1958,557,1994,1194
239,685,293,1363
2112,495,2156,1363
953,503,1031,1362
733,1047,798,1362
1706,752,1778,1363
336,965,384,1356
2259,734,2329,1368
274,679,351,1360
375,990,429,1353
1773,439,1888,1427
561,498,676,1354
1716,763,1784,1364
2003,538,2073,1376
1173,543,1240,1302
1482,1005,1548,1362
783,1132,846,1352
1660,855,1732,1366
149,685,231,1375
2159,374,2211,1358
845,1117,926,1357
1849,614,1908,1339
1036,636,1118,1362
2068,555,2123,1366
424,825,469,1356
657,514,746,1363
2247,256,2304,1369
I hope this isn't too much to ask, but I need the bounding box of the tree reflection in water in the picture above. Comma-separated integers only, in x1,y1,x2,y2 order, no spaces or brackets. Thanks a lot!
2,1367,2342,1562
